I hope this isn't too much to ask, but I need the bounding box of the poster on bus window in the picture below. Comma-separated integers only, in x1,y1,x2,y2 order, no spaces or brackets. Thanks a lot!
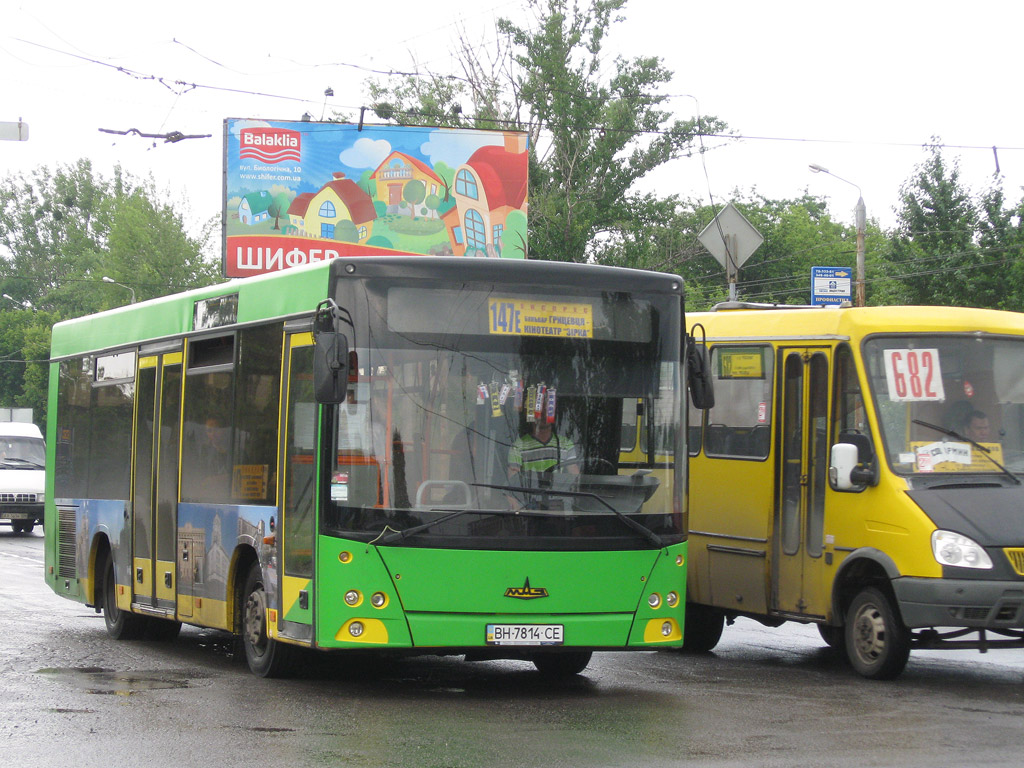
223,119,530,277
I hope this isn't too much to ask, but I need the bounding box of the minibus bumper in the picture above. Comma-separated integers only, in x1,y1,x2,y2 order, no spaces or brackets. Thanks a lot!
893,577,1024,628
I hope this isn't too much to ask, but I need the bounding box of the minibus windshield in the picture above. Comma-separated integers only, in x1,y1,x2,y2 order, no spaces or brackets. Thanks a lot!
864,335,1024,476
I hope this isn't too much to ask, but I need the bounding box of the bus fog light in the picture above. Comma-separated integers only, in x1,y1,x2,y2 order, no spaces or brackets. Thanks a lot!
661,621,673,637
666,591,679,607
349,621,364,638
648,592,662,609
371,592,388,608
345,590,362,606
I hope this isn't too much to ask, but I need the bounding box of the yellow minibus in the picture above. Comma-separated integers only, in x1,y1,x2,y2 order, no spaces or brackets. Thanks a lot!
685,303,1024,678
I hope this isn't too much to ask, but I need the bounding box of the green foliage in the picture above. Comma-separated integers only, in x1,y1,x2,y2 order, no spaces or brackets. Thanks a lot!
365,0,725,264
870,141,1000,308
0,159,220,424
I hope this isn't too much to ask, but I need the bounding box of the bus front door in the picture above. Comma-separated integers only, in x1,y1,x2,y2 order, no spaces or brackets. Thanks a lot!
773,349,830,619
276,333,316,642
132,353,182,617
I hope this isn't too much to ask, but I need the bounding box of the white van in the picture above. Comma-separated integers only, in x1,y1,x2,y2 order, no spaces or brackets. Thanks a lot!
0,422,45,533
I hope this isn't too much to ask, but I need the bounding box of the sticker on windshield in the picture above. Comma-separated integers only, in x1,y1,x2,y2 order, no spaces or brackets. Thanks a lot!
911,441,1005,472
883,349,945,402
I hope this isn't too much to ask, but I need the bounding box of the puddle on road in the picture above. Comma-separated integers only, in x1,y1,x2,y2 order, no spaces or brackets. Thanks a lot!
37,667,207,696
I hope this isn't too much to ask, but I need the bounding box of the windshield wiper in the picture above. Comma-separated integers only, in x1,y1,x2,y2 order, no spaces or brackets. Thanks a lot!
471,482,665,548
911,419,1021,485
0,458,44,469
373,508,512,545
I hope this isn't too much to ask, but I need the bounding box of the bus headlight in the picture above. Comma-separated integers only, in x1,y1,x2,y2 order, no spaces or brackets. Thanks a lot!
932,530,993,569
647,592,662,609
344,590,363,606
666,591,679,608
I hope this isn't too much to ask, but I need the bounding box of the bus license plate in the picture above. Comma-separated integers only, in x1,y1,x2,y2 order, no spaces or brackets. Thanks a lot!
486,624,563,646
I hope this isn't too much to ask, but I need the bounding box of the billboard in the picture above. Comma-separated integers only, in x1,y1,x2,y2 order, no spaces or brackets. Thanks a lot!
223,119,529,277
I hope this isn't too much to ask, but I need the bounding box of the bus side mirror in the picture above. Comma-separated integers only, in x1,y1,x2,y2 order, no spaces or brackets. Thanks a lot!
313,331,349,404
687,340,715,410
830,438,875,490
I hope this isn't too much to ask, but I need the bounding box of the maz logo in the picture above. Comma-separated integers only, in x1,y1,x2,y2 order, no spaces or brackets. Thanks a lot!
504,578,549,600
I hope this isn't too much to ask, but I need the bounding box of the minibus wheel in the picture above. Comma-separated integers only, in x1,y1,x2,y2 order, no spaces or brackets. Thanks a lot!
533,651,592,676
681,603,724,652
844,587,911,680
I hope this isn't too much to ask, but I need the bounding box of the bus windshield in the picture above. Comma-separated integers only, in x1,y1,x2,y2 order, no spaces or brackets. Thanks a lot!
864,334,1024,477
322,283,682,550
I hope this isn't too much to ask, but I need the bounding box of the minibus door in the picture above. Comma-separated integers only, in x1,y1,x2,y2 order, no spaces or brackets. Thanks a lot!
132,353,182,616
773,349,830,619
276,333,316,642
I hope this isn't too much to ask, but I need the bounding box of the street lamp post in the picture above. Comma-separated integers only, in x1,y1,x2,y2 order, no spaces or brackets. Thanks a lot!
102,276,136,304
809,163,866,307
2,293,34,311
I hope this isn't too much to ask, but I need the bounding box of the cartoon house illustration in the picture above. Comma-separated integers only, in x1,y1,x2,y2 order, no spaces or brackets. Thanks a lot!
285,193,315,234
238,191,272,225
288,173,376,242
371,152,445,218
444,132,528,257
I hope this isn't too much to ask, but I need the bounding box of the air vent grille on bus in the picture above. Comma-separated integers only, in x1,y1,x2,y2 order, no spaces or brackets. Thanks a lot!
57,505,77,579
1003,548,1024,577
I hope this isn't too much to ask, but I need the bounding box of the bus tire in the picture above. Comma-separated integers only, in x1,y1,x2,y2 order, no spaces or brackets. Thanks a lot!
844,587,911,680
144,618,182,641
681,603,725,652
242,562,295,678
533,651,592,676
101,554,146,640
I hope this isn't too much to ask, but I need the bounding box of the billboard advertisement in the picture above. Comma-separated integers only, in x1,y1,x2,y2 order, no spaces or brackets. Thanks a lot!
223,119,529,277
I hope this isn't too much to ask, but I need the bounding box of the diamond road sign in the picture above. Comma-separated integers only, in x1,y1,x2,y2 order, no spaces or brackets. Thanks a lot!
811,266,852,306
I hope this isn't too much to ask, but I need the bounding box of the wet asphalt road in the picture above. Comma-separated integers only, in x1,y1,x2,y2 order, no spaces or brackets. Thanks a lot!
2,527,1022,768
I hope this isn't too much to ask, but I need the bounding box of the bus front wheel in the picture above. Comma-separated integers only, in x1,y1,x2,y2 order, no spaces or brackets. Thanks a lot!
844,587,911,680
242,562,295,678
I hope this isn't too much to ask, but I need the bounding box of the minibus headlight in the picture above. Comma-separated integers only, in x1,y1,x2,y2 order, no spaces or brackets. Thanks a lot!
931,530,993,569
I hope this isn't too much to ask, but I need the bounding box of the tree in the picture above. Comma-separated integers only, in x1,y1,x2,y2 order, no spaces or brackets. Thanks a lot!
875,141,1000,308
366,0,725,264
0,159,220,421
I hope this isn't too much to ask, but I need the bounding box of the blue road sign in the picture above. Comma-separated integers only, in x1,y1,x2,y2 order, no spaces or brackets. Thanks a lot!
811,266,852,306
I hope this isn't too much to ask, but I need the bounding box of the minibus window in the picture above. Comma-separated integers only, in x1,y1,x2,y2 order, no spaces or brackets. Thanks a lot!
704,345,773,460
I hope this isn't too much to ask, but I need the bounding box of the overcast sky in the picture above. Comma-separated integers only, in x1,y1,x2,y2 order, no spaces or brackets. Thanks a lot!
4,0,1022,246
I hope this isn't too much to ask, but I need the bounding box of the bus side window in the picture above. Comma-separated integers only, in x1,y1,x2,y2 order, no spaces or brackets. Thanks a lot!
704,345,773,460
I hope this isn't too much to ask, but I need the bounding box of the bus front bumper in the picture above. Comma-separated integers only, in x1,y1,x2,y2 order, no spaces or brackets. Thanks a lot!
893,577,1024,629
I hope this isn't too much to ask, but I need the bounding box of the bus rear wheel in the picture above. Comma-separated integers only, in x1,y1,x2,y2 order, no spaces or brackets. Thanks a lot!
844,587,911,680
242,562,295,678
101,554,146,640
533,651,592,676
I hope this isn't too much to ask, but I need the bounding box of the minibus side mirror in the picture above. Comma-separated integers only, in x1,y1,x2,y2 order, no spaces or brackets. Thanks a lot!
687,337,715,410
830,436,875,490
313,331,349,404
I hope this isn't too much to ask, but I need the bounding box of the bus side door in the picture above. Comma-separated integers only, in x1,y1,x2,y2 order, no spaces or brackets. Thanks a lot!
132,352,182,615
276,332,316,642
773,348,830,619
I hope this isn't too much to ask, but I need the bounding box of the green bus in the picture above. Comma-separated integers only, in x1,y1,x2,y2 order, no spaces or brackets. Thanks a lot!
44,256,699,676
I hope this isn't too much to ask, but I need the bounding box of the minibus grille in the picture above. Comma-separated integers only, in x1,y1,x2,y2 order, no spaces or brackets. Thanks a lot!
57,505,77,579
1004,548,1024,577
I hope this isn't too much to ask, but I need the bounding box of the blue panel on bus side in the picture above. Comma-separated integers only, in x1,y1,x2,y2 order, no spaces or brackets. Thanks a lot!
176,502,279,605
